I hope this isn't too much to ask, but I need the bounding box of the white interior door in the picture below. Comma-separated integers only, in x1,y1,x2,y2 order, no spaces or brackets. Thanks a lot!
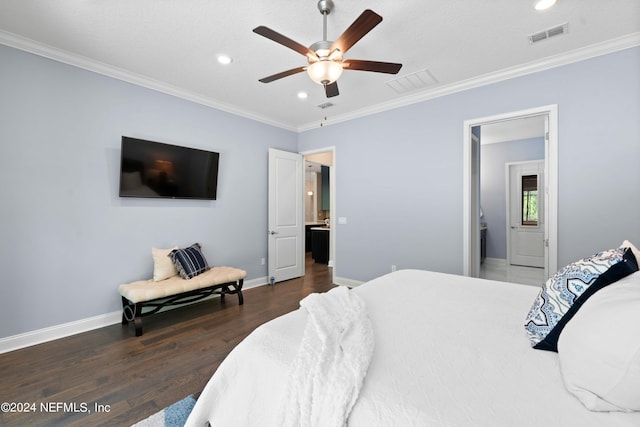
508,161,545,268
268,148,304,284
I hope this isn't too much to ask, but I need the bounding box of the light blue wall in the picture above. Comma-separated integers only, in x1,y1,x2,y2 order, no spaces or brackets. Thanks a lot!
1,42,639,339
481,138,545,260
0,44,297,338
299,47,640,282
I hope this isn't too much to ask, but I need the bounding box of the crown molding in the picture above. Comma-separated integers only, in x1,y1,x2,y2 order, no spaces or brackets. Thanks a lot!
296,32,640,132
1,29,638,134
0,29,298,132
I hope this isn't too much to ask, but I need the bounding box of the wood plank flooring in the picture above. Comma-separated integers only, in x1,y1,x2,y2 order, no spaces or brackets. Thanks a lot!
0,255,334,427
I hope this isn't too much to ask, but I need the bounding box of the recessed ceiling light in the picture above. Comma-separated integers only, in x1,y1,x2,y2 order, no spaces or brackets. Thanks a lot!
297,91,308,99
217,55,232,65
534,0,557,11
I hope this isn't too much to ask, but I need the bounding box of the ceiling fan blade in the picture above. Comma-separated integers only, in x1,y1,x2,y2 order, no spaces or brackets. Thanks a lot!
324,81,339,98
343,59,402,74
259,66,307,83
331,10,383,55
253,26,316,58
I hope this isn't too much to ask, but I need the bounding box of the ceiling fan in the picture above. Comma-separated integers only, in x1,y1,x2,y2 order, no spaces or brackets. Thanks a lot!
253,0,402,98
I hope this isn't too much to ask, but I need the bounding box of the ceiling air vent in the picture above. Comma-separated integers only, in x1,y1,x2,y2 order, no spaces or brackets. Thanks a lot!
386,69,438,94
317,102,334,109
529,23,568,44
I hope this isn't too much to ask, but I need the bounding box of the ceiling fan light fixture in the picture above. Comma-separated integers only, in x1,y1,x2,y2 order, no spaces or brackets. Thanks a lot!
307,60,343,85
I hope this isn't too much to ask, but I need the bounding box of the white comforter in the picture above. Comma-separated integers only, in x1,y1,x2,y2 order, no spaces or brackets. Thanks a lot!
185,270,640,427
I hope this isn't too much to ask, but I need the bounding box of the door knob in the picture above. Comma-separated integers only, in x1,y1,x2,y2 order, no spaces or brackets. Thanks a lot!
269,230,278,235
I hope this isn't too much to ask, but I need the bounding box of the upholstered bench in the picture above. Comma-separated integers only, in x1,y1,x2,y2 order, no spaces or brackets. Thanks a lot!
119,266,246,336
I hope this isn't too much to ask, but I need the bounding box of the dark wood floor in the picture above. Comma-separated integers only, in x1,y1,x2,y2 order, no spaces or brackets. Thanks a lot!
0,255,334,427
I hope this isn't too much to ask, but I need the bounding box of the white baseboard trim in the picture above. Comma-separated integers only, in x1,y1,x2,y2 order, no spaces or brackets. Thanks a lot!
243,276,268,290
334,276,365,288
0,311,122,355
0,276,268,355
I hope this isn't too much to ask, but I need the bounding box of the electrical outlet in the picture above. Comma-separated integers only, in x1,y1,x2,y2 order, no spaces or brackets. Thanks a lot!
391,265,397,272
261,258,265,265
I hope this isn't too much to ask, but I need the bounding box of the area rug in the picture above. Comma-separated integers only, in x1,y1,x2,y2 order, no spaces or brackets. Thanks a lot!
131,395,196,427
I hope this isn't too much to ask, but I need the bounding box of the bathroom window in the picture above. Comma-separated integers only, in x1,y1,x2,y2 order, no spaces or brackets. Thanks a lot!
522,175,538,226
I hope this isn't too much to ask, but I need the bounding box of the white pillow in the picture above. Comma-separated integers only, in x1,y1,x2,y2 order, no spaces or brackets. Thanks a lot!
557,270,640,411
152,246,178,281
621,239,640,264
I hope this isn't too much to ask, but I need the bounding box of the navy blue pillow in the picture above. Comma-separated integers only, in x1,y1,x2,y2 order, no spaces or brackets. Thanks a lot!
524,247,638,352
169,243,210,279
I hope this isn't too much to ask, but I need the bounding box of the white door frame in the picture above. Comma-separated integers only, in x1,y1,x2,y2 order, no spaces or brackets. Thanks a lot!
301,146,336,285
463,104,558,279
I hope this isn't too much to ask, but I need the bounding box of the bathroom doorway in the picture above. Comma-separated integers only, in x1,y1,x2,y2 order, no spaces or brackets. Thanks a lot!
463,105,558,283
302,147,336,280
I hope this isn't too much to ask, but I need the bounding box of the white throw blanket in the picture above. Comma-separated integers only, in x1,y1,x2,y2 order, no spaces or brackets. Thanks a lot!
280,286,375,427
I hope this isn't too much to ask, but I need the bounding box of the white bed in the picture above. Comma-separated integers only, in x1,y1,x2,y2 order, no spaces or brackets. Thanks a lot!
185,268,640,427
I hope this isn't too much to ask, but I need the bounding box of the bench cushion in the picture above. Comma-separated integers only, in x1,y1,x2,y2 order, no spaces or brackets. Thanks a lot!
119,266,247,303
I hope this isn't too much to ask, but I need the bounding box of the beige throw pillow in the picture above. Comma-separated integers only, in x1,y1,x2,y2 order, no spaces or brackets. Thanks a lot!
152,246,178,281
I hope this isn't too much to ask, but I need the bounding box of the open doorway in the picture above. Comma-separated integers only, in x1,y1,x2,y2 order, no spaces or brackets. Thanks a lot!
463,105,558,284
302,147,336,283
479,118,545,286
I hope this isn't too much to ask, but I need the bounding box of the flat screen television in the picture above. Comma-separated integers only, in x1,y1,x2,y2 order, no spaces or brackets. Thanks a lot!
119,136,219,200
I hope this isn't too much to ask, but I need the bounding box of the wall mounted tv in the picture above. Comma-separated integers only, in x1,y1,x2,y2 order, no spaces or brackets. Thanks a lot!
119,136,219,200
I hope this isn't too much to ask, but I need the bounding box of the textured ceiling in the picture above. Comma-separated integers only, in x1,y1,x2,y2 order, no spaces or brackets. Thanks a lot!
0,0,638,131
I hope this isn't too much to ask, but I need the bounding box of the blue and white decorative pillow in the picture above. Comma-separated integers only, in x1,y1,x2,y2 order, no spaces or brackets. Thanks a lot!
169,243,210,279
524,247,638,352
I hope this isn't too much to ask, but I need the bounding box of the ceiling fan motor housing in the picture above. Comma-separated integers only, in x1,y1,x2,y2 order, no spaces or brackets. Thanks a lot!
309,40,334,59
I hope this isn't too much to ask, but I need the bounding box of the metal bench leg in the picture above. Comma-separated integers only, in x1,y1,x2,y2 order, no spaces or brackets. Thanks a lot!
133,303,144,336
121,296,130,325
122,297,145,336
237,279,244,305
134,318,143,336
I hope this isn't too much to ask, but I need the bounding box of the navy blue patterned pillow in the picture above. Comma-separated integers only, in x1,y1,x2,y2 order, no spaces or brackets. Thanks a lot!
524,247,638,352
169,243,210,279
